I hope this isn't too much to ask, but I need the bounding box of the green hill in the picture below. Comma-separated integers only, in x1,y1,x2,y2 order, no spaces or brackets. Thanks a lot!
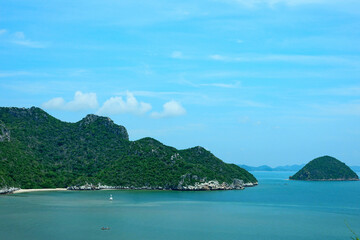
289,156,359,181
0,107,257,190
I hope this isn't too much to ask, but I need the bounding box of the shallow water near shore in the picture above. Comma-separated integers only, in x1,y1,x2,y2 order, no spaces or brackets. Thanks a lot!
1,171,359,240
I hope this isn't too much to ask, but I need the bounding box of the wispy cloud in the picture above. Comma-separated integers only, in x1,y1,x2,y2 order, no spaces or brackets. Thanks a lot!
130,123,206,139
209,54,227,61
0,30,47,48
209,54,360,66
312,86,360,96
121,90,198,98
43,91,98,111
98,91,152,116
171,51,185,59
179,79,241,89
313,100,360,116
12,31,47,48
238,116,264,126
151,100,186,118
200,81,241,88
226,0,336,8
0,71,33,78
237,100,269,108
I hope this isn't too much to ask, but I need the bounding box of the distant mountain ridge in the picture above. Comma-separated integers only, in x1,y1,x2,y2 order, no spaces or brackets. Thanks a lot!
239,164,305,172
0,107,257,190
240,164,360,172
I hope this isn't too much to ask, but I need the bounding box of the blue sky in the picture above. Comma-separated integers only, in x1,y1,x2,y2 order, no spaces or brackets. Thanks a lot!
1,0,360,166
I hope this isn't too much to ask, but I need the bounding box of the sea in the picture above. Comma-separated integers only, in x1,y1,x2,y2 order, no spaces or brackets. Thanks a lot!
1,171,359,240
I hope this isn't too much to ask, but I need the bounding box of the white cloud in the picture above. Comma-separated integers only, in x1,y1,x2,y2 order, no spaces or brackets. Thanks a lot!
42,97,66,110
42,91,98,111
171,51,184,59
0,29,7,35
67,91,98,110
98,91,152,115
151,100,186,118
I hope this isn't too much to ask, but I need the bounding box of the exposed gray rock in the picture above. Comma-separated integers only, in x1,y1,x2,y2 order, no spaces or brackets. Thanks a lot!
174,173,256,191
0,187,19,194
0,122,10,142
66,180,258,191
243,182,258,187
230,179,244,189
67,183,98,190
178,179,245,191
8,107,48,122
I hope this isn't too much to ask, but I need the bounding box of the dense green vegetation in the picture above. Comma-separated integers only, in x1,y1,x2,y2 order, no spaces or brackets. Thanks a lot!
0,107,257,189
289,156,359,181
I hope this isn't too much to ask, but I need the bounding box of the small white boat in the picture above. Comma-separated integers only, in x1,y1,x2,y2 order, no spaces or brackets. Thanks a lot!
109,194,113,201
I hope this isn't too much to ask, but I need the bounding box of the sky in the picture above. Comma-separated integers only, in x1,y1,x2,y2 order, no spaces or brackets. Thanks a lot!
1,0,360,167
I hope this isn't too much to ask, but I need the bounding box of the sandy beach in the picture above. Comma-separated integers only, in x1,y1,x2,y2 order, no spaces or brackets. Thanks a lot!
13,188,67,194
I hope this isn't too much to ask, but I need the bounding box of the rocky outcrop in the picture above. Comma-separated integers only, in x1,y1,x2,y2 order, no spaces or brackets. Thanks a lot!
176,173,255,190
0,122,10,142
66,180,258,191
179,180,237,191
179,179,249,191
67,183,99,190
78,114,129,140
0,187,19,194
243,182,258,187
67,183,166,191
7,107,49,122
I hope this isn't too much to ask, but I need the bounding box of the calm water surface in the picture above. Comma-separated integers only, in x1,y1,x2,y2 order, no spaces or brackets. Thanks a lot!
1,171,359,240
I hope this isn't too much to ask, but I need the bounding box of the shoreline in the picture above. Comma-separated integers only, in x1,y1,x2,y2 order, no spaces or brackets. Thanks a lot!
13,188,67,194
3,181,259,194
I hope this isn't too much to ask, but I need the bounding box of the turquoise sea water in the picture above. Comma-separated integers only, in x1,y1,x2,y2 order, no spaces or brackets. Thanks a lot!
1,171,360,240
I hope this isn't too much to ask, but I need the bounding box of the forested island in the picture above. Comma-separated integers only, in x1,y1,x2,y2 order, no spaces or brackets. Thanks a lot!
0,107,257,192
289,156,359,181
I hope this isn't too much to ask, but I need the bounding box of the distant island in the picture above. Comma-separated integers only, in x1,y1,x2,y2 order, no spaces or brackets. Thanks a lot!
0,107,257,193
239,164,305,172
289,156,359,181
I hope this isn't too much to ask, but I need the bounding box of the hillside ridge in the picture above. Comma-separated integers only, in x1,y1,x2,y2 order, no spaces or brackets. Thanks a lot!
0,107,257,191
